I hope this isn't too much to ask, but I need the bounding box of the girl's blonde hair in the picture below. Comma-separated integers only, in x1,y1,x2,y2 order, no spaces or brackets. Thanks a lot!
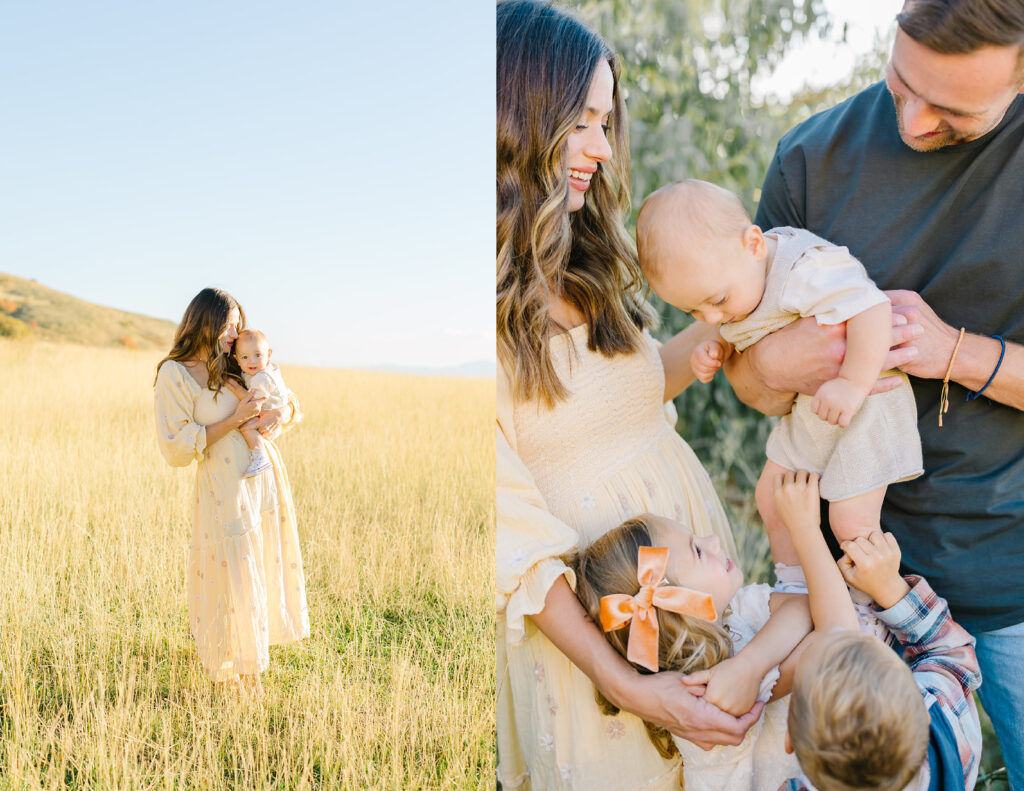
574,516,734,759
154,287,246,393
496,0,656,407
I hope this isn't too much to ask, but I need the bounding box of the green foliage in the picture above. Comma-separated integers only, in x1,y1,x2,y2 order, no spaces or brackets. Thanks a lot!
0,313,28,339
567,0,830,215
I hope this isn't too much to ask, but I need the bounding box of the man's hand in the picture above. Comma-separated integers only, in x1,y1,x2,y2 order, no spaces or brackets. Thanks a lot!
838,531,911,609
682,655,764,718
691,340,726,383
773,470,821,539
810,376,869,427
886,290,960,381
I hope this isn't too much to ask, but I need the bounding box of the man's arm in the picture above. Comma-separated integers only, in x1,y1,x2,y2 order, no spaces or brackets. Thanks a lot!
723,316,921,416
889,289,1024,411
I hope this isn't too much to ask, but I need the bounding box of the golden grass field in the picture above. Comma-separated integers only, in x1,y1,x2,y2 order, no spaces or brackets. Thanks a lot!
0,340,495,790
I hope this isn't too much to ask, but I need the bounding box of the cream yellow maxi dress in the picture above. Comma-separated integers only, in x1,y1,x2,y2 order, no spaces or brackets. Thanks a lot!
155,361,310,682
497,325,737,790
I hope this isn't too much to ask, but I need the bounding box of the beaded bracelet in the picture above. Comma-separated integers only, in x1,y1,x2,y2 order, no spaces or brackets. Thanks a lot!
966,334,1005,401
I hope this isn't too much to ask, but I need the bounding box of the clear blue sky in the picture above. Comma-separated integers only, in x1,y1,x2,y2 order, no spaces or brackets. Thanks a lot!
0,1,494,369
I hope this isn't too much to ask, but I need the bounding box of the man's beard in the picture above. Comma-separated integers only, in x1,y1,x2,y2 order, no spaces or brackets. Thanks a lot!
890,91,990,152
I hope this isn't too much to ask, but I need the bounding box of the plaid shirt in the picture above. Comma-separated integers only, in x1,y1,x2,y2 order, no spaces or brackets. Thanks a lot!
779,576,982,791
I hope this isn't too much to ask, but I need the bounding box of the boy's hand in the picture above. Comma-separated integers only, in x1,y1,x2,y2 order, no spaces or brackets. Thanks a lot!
837,531,911,609
691,340,725,384
682,655,763,718
810,376,868,427
773,470,821,538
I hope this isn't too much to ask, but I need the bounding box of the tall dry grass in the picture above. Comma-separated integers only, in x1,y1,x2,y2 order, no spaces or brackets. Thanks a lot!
0,340,495,789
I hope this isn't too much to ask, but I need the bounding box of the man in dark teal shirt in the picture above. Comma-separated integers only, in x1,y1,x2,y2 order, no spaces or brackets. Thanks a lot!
726,1,1024,786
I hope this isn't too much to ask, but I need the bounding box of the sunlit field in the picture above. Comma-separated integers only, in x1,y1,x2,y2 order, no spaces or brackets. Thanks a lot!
0,340,495,790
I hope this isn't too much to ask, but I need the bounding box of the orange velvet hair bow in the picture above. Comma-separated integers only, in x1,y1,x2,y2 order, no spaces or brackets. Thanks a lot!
599,546,717,673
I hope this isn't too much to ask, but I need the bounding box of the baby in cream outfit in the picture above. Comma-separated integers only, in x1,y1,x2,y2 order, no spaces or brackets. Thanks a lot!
636,179,922,603
232,329,291,478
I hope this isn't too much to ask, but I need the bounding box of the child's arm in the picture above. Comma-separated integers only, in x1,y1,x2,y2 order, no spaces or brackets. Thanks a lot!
659,320,724,400
836,531,909,608
687,593,811,716
773,470,859,632
843,542,983,787
691,332,735,384
810,301,891,427
223,378,251,401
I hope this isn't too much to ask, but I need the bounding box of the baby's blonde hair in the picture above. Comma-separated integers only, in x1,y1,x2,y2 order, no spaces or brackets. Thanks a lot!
574,516,734,759
235,328,269,351
636,179,752,280
788,631,930,791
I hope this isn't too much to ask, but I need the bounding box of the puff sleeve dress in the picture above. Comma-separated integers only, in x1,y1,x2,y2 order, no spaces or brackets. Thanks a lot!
154,361,310,681
497,326,737,790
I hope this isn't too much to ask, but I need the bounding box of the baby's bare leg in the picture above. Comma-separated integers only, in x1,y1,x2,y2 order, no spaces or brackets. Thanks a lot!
240,426,263,452
756,459,801,566
827,486,887,546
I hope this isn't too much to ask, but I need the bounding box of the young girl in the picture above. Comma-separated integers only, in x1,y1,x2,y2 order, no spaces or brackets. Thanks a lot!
575,514,809,791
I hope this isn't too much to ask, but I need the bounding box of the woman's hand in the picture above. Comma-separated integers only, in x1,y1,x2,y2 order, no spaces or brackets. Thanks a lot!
615,670,764,748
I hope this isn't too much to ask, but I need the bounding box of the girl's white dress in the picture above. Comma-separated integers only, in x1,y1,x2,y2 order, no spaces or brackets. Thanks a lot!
497,325,737,790
154,361,309,681
673,583,802,791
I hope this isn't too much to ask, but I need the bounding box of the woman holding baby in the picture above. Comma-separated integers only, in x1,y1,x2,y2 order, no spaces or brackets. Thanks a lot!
153,287,308,690
496,2,764,787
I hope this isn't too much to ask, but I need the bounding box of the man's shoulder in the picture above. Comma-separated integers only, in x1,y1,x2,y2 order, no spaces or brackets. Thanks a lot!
775,81,889,158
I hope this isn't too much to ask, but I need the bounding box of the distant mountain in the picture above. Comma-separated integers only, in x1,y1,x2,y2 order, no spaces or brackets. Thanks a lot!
0,272,176,350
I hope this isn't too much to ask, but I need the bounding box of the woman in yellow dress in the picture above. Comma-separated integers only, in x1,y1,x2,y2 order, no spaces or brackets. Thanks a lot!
496,3,762,788
154,287,309,689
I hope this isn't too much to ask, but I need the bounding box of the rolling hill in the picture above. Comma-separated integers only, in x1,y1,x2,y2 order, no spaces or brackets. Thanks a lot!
0,272,176,350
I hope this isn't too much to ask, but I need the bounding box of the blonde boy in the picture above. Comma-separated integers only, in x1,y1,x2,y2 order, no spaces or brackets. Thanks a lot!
773,471,981,791
636,180,922,601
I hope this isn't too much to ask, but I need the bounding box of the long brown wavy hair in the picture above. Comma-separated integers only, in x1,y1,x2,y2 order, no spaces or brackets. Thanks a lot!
575,517,734,761
154,288,247,392
497,0,655,407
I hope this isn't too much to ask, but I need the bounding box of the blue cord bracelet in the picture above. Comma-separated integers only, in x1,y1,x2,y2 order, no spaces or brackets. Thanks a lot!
966,334,1005,401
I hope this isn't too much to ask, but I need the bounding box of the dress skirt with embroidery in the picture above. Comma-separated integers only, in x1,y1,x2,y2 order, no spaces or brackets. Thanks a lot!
155,361,309,681
497,326,737,790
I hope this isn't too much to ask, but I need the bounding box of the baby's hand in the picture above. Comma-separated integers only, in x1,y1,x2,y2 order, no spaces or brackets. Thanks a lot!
691,340,725,384
838,531,911,609
683,655,763,717
810,376,868,427
773,470,821,538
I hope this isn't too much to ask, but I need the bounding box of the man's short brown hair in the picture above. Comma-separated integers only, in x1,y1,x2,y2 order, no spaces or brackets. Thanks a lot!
898,0,1024,80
